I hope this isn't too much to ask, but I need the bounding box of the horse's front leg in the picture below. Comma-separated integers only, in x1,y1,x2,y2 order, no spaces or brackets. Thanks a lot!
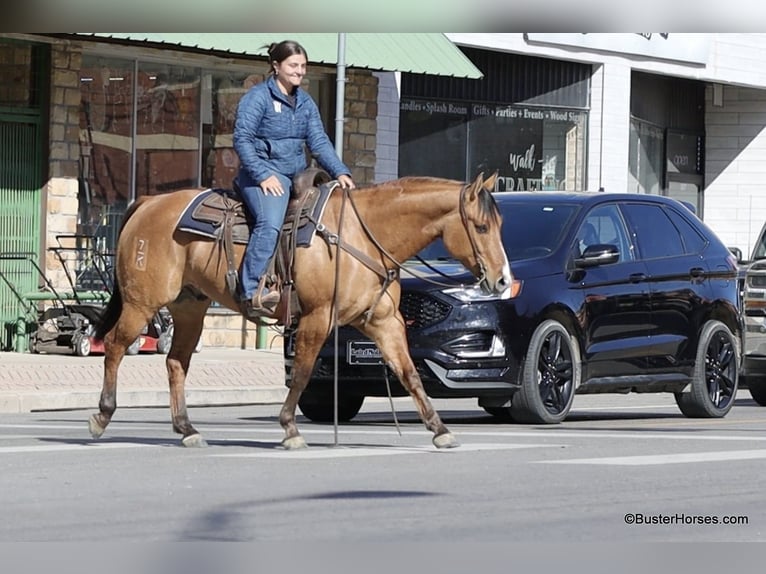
362,315,458,449
280,313,329,449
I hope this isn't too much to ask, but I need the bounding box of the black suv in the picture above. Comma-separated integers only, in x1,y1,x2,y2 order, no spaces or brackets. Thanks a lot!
285,191,743,424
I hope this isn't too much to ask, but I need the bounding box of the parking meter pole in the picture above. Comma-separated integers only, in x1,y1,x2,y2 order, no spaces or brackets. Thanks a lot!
256,320,269,350
15,316,27,353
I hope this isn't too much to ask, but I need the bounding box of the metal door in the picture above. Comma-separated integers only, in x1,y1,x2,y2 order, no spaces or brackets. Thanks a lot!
0,116,43,350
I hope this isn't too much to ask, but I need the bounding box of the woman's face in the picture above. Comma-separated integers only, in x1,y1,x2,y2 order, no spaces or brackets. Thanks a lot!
274,54,307,92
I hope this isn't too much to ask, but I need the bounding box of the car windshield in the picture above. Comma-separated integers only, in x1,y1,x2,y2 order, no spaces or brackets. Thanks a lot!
414,199,580,262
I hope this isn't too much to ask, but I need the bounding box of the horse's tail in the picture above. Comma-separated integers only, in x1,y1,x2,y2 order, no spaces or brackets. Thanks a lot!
94,198,151,341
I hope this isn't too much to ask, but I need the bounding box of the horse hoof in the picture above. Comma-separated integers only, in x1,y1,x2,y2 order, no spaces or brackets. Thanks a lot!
88,415,105,439
181,434,208,448
433,432,459,449
281,436,308,450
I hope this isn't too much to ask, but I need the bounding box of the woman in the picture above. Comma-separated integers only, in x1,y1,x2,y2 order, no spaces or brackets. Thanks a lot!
233,39,355,315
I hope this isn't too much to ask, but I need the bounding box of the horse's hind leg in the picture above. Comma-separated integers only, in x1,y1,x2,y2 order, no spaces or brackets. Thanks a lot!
279,310,331,449
89,302,156,439
165,297,211,447
360,315,458,449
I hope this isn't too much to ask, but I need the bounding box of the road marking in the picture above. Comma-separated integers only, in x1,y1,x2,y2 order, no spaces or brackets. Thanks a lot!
0,443,155,454
539,449,766,466
3,423,766,443
211,442,556,459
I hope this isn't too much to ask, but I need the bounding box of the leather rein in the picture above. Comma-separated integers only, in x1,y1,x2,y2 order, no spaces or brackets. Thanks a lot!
314,183,490,323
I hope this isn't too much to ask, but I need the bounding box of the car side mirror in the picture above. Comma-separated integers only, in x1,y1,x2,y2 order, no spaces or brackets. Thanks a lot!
728,246,743,263
575,244,620,268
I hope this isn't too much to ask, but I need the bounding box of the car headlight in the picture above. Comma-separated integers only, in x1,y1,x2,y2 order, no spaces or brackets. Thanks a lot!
442,280,522,302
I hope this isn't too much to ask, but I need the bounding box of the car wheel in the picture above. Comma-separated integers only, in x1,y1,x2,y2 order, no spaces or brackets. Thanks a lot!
511,319,580,424
298,390,364,423
675,320,738,418
746,377,766,406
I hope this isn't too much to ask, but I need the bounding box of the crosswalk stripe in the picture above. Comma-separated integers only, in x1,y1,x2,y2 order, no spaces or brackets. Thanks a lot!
211,442,556,459
539,449,766,466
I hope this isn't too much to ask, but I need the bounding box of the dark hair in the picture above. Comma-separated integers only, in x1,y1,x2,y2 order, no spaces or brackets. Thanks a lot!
264,40,308,72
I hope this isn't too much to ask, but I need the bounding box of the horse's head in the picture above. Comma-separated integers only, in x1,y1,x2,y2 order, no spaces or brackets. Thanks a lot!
442,171,514,298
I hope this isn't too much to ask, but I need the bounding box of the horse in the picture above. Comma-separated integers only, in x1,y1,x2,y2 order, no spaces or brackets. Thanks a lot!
89,171,513,449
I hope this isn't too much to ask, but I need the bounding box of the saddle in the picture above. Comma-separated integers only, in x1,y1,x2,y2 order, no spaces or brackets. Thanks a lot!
181,168,334,326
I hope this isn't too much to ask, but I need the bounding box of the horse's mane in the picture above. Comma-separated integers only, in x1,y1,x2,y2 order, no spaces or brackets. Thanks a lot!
351,176,500,222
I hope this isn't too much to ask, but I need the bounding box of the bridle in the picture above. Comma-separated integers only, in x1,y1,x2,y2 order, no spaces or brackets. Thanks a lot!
457,183,490,289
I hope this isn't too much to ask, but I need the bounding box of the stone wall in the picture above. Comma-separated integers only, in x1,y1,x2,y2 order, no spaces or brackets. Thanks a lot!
343,71,378,185
45,43,82,292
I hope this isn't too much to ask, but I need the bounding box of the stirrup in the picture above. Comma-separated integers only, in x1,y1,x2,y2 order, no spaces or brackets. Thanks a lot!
245,289,280,318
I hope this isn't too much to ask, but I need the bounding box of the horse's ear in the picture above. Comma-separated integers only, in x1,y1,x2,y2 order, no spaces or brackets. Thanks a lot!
467,172,484,199
482,170,499,193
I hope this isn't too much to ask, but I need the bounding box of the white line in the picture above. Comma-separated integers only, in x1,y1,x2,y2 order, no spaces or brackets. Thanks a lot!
0,443,155,454
211,443,555,459
3,423,766,442
539,449,766,466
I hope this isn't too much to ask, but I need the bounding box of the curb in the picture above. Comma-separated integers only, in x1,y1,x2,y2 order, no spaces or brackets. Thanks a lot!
0,349,288,413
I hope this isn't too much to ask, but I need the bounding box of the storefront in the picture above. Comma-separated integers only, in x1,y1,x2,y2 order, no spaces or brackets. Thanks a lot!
397,49,591,192
629,70,705,214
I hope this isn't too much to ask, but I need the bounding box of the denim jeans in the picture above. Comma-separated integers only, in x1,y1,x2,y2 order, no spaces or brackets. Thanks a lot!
237,172,292,300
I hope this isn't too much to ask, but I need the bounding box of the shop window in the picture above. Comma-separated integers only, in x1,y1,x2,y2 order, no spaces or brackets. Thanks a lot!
134,62,201,197
628,118,664,195
78,56,135,253
399,98,587,191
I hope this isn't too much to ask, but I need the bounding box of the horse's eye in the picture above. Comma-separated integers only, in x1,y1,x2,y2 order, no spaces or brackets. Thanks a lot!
475,223,489,234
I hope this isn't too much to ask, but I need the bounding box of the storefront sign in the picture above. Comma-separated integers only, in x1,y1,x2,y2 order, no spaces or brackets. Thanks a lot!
666,130,703,175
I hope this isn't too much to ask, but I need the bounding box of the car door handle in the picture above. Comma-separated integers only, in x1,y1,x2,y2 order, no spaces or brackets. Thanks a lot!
629,273,647,283
690,267,705,278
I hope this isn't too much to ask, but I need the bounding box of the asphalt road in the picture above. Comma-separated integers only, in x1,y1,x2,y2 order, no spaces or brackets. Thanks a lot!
1,390,765,549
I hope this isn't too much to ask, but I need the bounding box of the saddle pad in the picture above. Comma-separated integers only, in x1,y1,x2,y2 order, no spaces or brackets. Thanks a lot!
294,181,336,247
176,189,233,240
175,183,336,246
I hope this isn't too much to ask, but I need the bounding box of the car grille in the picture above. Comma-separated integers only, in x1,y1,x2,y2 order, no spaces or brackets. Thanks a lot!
399,291,451,329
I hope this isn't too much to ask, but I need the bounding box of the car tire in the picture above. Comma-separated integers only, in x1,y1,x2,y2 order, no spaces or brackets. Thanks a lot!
674,320,738,418
511,319,580,424
746,377,766,406
298,390,364,423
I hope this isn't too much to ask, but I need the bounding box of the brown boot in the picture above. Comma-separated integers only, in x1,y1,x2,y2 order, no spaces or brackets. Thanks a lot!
246,288,280,316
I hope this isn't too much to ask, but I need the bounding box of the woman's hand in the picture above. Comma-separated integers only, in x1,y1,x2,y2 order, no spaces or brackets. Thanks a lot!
337,174,355,189
260,175,285,196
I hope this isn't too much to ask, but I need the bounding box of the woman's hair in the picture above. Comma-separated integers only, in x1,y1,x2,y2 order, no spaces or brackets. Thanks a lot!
264,40,308,72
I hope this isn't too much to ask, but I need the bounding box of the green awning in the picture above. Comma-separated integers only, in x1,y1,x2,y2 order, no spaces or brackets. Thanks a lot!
72,33,483,79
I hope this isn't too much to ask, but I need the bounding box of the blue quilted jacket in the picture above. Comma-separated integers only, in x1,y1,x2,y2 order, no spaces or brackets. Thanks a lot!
233,75,350,186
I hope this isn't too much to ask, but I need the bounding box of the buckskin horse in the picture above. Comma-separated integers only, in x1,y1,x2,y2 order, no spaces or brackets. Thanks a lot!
89,171,513,449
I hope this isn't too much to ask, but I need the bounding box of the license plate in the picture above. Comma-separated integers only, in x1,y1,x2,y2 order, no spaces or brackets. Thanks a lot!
347,340,384,365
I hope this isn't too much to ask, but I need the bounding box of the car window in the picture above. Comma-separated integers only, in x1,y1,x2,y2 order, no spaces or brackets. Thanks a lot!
575,204,633,262
620,203,685,260
664,206,708,254
415,200,580,262
502,203,579,260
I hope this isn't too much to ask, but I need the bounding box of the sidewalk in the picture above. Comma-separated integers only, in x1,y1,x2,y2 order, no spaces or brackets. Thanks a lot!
0,348,287,413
